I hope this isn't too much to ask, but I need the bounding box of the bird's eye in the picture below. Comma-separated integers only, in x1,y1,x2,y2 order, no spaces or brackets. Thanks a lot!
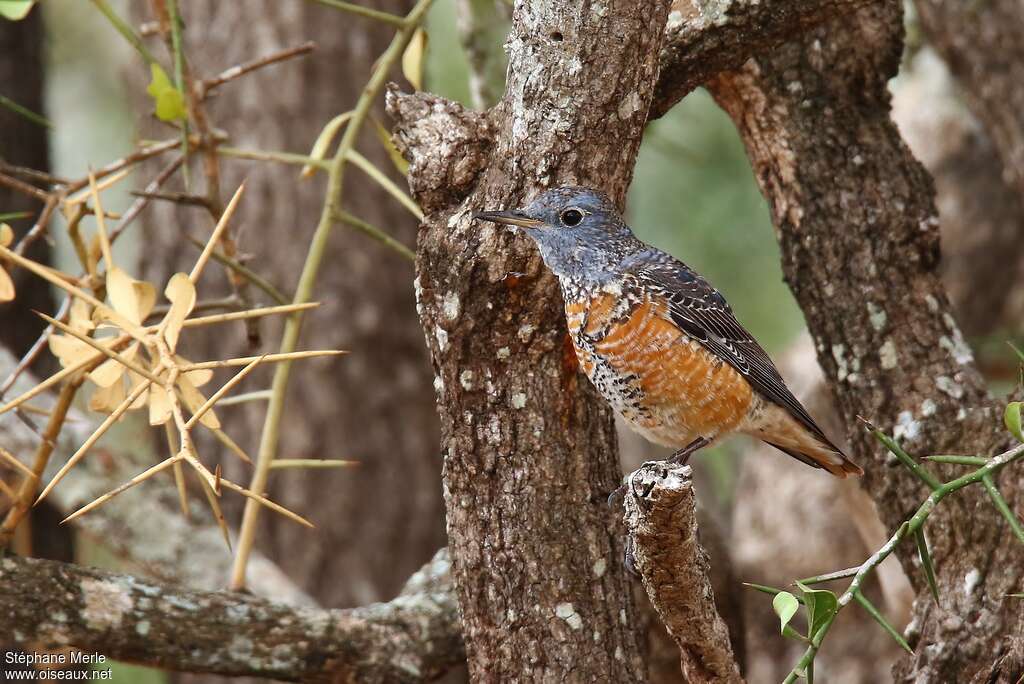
560,208,584,227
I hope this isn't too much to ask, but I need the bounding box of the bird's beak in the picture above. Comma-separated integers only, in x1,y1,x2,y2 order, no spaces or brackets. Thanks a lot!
472,210,543,229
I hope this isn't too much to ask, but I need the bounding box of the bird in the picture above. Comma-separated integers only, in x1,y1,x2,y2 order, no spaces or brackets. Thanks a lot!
473,186,863,478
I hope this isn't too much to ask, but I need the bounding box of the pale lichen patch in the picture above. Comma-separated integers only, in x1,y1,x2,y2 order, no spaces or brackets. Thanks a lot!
460,370,475,390
867,301,887,331
831,344,849,381
81,578,133,631
442,292,461,321
879,340,898,369
893,410,921,442
592,558,606,578
555,602,583,630
963,568,981,597
935,375,964,399
920,398,937,417
511,393,527,409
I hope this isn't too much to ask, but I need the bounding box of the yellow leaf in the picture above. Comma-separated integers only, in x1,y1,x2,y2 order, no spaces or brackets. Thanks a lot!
148,384,172,426
402,28,427,91
107,267,155,325
175,355,212,387
177,373,220,429
89,379,126,413
0,223,13,247
127,372,149,410
163,272,195,351
69,298,95,334
48,334,95,367
0,267,13,303
88,342,137,388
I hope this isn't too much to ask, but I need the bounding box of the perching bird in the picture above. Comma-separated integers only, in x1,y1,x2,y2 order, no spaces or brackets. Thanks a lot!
474,187,862,477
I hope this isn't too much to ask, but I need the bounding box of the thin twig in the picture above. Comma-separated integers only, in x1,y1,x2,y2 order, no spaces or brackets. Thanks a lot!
200,42,316,96
334,210,415,261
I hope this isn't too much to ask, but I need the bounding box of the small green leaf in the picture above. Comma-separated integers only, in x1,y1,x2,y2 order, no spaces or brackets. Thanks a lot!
0,1,35,20
853,591,913,654
773,591,800,637
1005,402,1023,442
146,63,187,122
797,582,838,639
914,528,940,604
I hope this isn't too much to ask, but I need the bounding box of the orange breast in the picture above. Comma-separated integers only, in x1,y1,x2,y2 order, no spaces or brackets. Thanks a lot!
566,291,753,446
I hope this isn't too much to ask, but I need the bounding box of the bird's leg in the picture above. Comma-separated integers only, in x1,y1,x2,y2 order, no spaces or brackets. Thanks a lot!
667,436,711,466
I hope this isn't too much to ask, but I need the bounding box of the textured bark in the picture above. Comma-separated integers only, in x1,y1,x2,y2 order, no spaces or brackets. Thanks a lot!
129,0,445,610
709,4,1024,681
0,549,462,683
389,1,671,679
624,463,743,683
0,349,313,605
0,7,54,359
649,0,875,119
913,0,1024,196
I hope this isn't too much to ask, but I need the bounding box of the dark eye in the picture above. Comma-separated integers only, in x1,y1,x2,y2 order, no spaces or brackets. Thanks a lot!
560,208,584,226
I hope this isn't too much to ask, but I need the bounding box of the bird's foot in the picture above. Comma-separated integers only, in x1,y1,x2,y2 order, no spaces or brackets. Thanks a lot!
666,436,710,466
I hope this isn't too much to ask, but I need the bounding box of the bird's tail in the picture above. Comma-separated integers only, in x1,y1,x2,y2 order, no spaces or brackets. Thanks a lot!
764,439,863,478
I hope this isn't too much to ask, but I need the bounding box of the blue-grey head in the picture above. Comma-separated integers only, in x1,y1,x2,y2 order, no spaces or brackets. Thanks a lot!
473,186,642,284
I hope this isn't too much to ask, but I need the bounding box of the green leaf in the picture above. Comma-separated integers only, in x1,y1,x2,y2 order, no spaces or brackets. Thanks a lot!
0,1,35,20
797,582,838,639
773,591,800,637
146,63,187,122
914,528,940,604
1005,402,1023,442
853,591,913,654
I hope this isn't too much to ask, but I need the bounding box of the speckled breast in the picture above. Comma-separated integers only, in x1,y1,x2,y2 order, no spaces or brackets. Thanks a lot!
564,288,754,447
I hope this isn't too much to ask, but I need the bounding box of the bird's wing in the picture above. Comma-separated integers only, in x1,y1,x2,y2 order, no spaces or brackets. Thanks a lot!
627,251,838,450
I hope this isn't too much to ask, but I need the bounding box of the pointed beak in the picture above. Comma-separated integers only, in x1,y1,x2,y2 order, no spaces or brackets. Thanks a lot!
472,210,544,229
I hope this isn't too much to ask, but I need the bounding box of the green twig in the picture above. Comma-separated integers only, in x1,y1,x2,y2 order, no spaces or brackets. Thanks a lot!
308,0,407,27
981,473,1024,543
166,0,191,189
229,0,435,591
348,149,422,219
185,235,289,305
852,591,913,654
334,210,415,261
0,95,52,129
871,428,943,491
89,0,159,65
782,439,1024,682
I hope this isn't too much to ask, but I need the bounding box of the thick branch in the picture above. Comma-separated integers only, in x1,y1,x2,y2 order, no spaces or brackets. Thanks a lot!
707,4,1024,680
0,548,462,683
650,0,875,118
624,463,743,683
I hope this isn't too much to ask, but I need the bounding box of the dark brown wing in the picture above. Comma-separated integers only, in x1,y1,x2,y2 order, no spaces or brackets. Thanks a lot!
626,250,841,453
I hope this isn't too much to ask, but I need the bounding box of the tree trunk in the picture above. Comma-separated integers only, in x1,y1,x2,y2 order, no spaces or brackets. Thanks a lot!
0,9,55,360
390,0,671,679
130,0,446,611
709,3,1024,680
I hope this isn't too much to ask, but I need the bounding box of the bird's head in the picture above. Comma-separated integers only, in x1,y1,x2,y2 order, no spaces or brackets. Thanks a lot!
473,186,637,282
